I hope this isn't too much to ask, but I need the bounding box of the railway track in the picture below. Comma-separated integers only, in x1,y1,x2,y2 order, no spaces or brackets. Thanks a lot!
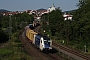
20,31,64,60
52,41,90,60
27,24,90,60
21,24,63,60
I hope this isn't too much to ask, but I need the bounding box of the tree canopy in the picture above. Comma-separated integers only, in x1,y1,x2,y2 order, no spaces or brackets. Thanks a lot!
41,9,64,39
0,12,34,43
41,0,90,51
71,0,90,50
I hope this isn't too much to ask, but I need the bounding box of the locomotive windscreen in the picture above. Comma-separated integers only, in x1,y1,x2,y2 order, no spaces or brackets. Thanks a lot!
43,36,50,40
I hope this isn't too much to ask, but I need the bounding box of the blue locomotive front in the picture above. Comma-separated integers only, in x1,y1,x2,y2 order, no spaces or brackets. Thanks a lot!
34,34,52,51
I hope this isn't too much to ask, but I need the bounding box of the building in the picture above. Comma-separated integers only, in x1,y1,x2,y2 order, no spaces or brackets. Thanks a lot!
47,4,56,13
63,13,73,21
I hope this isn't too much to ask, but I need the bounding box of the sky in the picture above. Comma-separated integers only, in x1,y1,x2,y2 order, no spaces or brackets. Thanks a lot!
0,0,79,12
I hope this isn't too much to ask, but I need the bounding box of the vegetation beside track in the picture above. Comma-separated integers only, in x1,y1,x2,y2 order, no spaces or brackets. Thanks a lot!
40,0,90,54
0,30,33,60
0,0,90,59
0,12,34,60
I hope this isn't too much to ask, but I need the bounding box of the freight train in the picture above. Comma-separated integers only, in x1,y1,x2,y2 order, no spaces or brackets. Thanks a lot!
25,24,52,51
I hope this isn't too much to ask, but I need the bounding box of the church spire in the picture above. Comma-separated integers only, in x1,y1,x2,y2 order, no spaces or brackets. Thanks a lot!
52,3,55,7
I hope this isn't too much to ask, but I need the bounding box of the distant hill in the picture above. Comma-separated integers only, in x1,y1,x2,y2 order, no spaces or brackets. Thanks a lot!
63,9,77,14
37,8,47,12
0,9,11,12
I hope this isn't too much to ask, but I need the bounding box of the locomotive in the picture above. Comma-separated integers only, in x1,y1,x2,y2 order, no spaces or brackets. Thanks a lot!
25,24,52,51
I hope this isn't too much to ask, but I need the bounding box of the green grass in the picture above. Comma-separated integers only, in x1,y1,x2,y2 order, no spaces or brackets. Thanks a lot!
0,48,13,55
0,30,33,60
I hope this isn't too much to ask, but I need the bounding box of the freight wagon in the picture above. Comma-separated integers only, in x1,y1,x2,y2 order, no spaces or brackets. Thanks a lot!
25,28,52,51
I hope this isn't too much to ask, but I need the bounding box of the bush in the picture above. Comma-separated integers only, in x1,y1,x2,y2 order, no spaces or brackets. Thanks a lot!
0,48,13,57
0,31,9,43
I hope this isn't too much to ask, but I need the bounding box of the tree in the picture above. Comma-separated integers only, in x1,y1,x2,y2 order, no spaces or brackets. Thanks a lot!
41,9,65,40
12,13,34,31
0,30,9,43
48,9,64,39
77,0,87,8
72,0,90,47
1,16,9,28
0,14,9,43
0,13,34,43
0,14,3,29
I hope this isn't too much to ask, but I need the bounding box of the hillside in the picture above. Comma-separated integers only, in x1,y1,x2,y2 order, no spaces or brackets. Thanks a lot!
37,8,47,12
0,9,10,12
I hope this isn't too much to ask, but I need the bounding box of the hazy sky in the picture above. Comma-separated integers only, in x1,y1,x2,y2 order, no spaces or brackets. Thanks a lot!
0,0,79,11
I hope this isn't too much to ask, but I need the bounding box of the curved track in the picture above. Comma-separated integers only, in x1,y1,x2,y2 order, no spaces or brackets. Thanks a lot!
19,31,63,60
20,25,90,60
52,41,90,60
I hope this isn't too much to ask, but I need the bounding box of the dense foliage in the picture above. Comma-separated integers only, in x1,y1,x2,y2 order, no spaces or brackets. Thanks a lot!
71,0,90,51
0,0,90,54
0,12,34,60
41,0,90,52
0,12,34,43
41,9,64,40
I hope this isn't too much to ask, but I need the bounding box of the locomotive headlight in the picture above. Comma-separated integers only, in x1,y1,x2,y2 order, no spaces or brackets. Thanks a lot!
49,47,52,49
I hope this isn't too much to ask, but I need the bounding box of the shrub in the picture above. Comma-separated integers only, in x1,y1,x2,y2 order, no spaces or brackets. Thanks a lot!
0,48,13,57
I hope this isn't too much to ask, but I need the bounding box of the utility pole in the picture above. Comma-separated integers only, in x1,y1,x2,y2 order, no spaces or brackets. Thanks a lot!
64,13,72,45
9,15,12,40
15,17,17,29
66,16,69,45
84,45,86,53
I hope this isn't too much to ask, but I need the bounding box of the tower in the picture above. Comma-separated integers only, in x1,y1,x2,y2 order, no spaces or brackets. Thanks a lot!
52,3,55,7
47,3,56,12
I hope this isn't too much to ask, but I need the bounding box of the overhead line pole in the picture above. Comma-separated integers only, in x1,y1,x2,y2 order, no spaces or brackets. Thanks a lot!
9,15,12,40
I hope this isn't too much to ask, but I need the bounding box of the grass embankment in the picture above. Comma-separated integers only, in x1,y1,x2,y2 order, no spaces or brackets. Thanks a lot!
0,30,33,60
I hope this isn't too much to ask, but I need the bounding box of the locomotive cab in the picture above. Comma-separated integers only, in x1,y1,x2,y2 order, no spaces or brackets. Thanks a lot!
40,36,52,51
44,39,52,49
34,34,52,51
